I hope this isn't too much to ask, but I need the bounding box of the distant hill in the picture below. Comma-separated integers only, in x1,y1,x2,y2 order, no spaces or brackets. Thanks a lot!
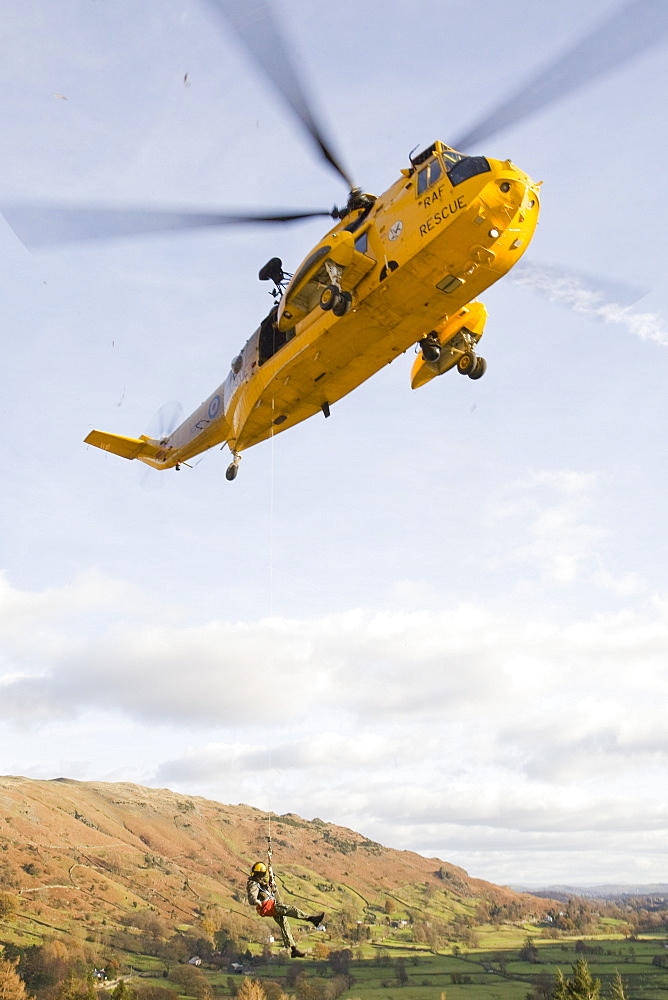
0,776,552,946
511,884,668,900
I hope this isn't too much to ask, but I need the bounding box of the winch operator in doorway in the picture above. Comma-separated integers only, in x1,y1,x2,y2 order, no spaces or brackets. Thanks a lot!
247,861,325,958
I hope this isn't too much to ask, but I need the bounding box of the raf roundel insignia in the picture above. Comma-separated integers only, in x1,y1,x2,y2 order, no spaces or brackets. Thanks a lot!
208,395,221,420
388,220,403,241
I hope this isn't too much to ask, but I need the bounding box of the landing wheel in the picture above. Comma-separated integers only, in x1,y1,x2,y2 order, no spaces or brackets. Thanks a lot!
320,284,341,312
332,290,352,317
457,351,476,375
468,356,487,379
226,462,239,481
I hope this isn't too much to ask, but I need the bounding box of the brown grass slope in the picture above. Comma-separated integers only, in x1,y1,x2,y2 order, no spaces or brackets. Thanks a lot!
0,776,551,941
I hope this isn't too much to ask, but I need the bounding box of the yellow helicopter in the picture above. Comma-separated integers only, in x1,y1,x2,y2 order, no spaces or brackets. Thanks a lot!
86,144,539,480
4,0,665,481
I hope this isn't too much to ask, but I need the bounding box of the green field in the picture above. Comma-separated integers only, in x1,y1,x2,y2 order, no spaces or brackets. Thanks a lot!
106,929,668,1000
4,897,668,1000
255,934,668,1000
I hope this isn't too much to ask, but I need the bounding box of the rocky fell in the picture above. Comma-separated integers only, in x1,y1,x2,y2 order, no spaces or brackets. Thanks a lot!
0,776,550,945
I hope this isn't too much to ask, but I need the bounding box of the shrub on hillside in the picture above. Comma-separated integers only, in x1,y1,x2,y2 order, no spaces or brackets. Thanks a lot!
0,892,18,919
55,970,96,1000
135,987,178,1000
168,965,210,999
16,939,87,995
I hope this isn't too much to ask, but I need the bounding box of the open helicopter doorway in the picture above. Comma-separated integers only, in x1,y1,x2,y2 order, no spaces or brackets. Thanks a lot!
258,306,295,366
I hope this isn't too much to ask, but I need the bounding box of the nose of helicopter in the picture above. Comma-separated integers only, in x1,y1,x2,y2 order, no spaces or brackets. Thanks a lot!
482,158,541,224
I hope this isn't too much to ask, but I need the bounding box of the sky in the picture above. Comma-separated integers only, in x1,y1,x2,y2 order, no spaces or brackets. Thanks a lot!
1,0,668,889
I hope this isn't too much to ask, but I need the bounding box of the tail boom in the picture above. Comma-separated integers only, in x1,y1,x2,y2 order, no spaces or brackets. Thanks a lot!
83,430,181,467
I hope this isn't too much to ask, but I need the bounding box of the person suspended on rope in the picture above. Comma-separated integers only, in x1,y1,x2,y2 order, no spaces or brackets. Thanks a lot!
247,861,325,959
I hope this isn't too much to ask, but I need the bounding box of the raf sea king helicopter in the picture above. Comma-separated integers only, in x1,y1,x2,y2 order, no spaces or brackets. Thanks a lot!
4,0,666,480
83,143,539,481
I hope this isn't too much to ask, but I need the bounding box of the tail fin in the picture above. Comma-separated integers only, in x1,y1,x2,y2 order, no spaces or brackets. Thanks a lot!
84,430,166,464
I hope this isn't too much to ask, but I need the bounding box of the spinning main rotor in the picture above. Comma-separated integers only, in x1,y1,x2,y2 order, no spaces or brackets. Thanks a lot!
2,0,668,248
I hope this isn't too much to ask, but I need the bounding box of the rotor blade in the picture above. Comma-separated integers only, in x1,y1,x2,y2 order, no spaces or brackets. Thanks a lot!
453,0,668,151
146,400,185,441
207,0,355,190
1,205,333,249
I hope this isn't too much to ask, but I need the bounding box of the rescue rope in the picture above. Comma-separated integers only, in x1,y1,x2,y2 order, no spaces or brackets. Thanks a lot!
267,394,276,893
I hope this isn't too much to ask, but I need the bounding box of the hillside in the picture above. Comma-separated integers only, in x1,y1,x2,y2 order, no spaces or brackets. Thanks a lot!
0,776,551,949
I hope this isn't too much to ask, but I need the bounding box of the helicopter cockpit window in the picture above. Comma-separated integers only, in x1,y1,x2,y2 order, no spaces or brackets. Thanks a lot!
416,157,442,196
447,156,491,186
442,150,464,168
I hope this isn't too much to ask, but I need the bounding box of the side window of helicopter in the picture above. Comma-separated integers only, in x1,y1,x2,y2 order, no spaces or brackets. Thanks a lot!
417,157,442,196
354,230,369,255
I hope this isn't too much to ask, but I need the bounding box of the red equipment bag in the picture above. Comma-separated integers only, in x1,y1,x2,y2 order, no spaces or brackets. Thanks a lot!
257,898,276,917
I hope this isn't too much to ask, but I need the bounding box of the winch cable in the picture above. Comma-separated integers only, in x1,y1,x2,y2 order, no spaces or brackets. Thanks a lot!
266,394,276,896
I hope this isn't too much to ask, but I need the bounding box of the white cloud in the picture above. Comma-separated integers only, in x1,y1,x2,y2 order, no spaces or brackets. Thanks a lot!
1,565,667,745
512,263,668,345
485,469,627,587
155,730,425,784
2,466,668,885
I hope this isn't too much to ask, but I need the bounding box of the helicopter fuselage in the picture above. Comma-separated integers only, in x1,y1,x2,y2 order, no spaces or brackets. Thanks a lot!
85,142,540,471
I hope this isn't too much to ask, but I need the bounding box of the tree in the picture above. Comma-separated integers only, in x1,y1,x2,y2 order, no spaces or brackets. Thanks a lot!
169,967,210,999
519,936,539,963
112,982,130,1000
56,971,96,1000
553,970,568,1000
328,951,352,976
0,957,31,1000
235,981,267,1000
610,971,627,1000
104,960,120,982
527,972,552,1000
135,988,176,1000
213,928,240,962
0,895,18,921
383,900,395,915
15,942,71,993
258,984,282,1000
553,960,601,1000
324,976,347,1000
493,952,508,973
395,959,409,986
567,958,601,1000
294,976,319,1000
